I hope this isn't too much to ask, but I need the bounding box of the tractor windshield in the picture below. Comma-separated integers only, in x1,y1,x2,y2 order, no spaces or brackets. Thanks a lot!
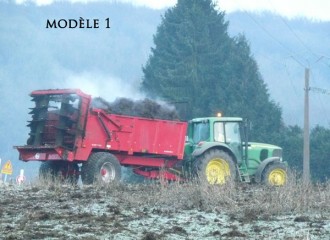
192,121,210,143
224,122,241,144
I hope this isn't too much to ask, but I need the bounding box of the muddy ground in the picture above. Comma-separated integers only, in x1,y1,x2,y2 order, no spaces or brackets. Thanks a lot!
0,181,329,240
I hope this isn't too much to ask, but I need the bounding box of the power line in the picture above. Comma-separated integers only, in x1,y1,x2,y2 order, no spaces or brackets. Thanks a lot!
239,21,304,125
244,11,307,64
265,0,327,62
281,18,314,53
318,57,330,69
283,58,305,125
264,0,330,70
278,17,330,69
240,10,330,128
253,52,302,125
284,59,300,98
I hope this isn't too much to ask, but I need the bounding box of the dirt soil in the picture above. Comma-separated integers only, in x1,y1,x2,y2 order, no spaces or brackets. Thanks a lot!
0,182,329,240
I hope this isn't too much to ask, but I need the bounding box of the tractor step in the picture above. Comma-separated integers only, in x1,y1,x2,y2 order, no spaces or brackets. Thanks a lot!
237,166,251,183
240,174,251,183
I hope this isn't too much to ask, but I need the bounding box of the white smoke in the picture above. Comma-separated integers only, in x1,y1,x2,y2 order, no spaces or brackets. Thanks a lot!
63,71,144,101
61,71,179,119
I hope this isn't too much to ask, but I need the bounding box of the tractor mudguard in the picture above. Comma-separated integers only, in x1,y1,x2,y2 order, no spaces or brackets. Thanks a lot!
192,142,234,159
254,157,285,183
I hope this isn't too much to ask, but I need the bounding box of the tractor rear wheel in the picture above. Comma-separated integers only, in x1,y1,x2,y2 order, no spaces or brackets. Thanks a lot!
262,163,287,186
194,149,236,184
39,161,79,185
81,152,121,185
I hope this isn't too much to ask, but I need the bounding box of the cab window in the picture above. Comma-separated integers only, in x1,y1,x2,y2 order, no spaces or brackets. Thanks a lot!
214,122,225,142
224,122,240,144
192,121,210,143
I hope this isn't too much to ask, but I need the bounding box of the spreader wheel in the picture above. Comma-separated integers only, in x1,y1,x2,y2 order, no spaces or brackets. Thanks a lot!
39,161,79,185
81,152,121,185
194,149,236,184
262,163,287,186
39,161,59,181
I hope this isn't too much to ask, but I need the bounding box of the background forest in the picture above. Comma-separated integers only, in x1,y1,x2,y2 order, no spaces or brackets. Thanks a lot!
0,0,329,181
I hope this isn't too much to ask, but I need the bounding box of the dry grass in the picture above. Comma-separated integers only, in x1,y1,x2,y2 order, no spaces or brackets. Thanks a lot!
1,174,329,239
93,173,330,218
21,171,330,217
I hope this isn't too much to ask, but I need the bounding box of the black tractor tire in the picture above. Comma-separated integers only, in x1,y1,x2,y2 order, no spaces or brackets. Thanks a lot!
81,152,121,185
194,149,236,184
39,161,79,185
262,163,287,186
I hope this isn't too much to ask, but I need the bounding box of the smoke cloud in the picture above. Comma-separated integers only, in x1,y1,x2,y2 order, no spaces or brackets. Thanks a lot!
63,71,144,101
63,71,179,120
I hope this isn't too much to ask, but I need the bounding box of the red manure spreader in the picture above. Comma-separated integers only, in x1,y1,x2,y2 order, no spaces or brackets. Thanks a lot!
16,89,187,184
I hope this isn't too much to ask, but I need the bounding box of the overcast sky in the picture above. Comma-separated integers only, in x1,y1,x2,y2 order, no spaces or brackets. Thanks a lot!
14,0,330,21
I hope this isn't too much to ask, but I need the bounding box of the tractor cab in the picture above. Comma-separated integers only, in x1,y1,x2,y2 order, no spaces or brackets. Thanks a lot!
185,116,244,163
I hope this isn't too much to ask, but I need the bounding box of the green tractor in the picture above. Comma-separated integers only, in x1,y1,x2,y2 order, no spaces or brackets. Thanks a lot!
184,116,287,186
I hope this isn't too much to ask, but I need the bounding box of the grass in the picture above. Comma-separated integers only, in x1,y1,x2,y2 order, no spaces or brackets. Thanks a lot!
93,173,330,217
1,175,328,239
19,171,330,218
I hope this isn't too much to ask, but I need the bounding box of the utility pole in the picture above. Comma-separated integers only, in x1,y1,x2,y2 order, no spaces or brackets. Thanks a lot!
303,68,310,184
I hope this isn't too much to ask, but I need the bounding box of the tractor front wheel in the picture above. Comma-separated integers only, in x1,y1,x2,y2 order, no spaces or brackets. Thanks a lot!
81,152,121,185
262,163,287,186
194,149,236,184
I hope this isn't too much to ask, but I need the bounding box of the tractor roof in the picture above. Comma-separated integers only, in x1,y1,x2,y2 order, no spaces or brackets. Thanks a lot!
190,117,243,123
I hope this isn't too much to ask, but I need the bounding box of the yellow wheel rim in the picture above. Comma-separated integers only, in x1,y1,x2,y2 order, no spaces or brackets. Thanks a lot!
206,158,230,184
268,168,286,186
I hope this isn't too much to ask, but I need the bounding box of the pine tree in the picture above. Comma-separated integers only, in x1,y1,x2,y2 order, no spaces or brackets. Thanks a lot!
141,0,283,141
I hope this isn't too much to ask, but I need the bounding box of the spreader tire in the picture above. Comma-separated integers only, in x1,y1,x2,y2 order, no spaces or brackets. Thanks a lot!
39,161,79,185
64,162,79,185
262,163,287,186
39,161,59,180
194,149,236,184
81,152,121,185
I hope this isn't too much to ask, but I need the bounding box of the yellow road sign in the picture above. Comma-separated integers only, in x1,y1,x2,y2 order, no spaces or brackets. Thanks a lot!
1,160,13,175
